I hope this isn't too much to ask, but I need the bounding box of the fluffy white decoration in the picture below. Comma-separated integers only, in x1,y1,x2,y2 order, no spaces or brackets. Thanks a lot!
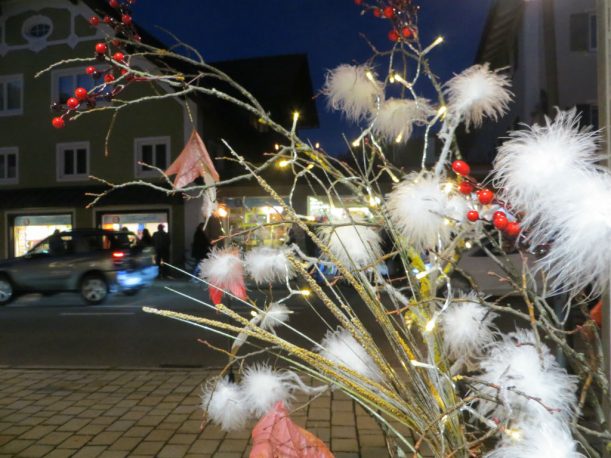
445,194,469,223
259,302,291,332
241,364,297,417
323,64,383,121
201,377,250,432
371,98,434,143
476,330,578,423
445,63,512,129
386,173,455,251
201,172,217,225
440,292,497,362
199,247,243,286
493,109,599,233
317,219,383,270
319,328,384,383
244,247,295,285
486,421,583,458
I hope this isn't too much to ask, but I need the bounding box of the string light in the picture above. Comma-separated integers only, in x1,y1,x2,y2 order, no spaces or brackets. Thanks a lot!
300,289,311,297
216,206,228,218
424,317,437,332
277,159,290,168
293,111,300,122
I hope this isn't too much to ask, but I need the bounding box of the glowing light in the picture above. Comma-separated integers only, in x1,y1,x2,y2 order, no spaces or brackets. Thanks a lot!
300,289,311,297
368,196,381,207
424,317,437,332
250,311,258,317
505,428,522,441
216,206,228,218
315,142,320,149
433,36,444,46
443,182,453,194
277,159,290,168
306,164,315,170
352,138,360,147
365,70,376,83
274,143,280,151
293,111,300,122
465,241,473,249
395,132,403,143
443,218,451,226
387,170,400,183
437,105,447,117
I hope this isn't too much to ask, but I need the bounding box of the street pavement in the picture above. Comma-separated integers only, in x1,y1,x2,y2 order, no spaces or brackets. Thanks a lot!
0,368,392,458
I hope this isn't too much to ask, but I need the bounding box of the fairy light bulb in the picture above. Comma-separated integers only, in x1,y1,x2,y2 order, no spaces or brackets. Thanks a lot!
425,317,437,332
277,159,290,168
300,289,311,297
293,111,300,122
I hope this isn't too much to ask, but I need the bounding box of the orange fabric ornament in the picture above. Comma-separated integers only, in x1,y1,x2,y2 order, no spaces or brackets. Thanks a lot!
165,130,220,189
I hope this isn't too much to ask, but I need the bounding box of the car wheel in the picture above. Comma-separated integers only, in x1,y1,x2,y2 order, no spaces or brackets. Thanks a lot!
0,275,13,305
122,288,140,296
80,274,108,305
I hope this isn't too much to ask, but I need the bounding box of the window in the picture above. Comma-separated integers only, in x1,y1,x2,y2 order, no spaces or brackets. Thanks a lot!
0,75,23,116
576,104,599,130
0,147,18,184
22,15,53,41
57,142,89,181
52,68,95,105
134,137,170,177
570,12,597,52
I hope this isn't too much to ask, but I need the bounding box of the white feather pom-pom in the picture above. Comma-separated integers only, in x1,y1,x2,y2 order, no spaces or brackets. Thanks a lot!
476,330,578,423
371,98,434,143
259,302,291,332
486,421,583,458
201,377,250,432
317,219,383,270
241,364,297,417
493,109,599,229
440,292,497,363
323,64,383,121
244,247,295,285
386,173,454,251
319,328,384,383
445,63,512,129
199,247,246,303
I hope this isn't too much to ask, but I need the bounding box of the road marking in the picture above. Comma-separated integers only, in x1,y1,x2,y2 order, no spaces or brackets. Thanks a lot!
59,312,135,316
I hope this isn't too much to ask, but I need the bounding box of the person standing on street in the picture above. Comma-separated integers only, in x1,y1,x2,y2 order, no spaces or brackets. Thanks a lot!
152,224,171,278
191,222,211,278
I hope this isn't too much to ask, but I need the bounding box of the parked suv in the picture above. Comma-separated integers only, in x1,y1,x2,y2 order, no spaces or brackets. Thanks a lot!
0,229,158,305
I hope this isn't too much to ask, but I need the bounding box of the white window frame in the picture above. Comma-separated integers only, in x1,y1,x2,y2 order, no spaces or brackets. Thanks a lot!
0,147,18,185
0,74,23,116
50,66,110,106
56,141,90,182
22,15,53,43
134,136,171,178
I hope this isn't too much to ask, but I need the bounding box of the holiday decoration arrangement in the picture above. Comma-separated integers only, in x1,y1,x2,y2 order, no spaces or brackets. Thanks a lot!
39,0,610,456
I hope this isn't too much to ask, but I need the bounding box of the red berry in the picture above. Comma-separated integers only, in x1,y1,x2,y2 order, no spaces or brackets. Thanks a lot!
104,73,115,83
74,87,88,100
373,8,382,17
86,66,97,75
111,39,121,47
383,6,394,18
467,210,479,222
478,189,494,205
493,215,508,230
66,97,80,110
113,52,125,62
103,15,112,24
492,211,506,220
458,182,473,195
388,29,399,42
109,0,119,7
52,117,65,129
505,221,521,237
451,160,471,176
95,42,108,54
120,68,129,76
89,16,99,26
401,27,412,38
121,14,132,25
354,0,363,4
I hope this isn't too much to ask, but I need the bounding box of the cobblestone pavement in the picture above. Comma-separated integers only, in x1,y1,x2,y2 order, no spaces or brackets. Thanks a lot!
0,368,389,458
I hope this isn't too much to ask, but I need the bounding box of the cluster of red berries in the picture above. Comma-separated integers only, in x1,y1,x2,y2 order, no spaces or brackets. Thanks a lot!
451,160,521,238
353,0,418,42
51,0,141,129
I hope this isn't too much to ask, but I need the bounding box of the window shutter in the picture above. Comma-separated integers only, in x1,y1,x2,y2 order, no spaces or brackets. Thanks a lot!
570,13,589,51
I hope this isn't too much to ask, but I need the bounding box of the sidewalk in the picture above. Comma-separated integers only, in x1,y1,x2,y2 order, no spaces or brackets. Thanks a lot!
0,368,389,458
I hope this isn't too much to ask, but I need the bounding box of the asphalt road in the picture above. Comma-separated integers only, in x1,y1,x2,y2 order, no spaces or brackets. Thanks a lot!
0,280,319,369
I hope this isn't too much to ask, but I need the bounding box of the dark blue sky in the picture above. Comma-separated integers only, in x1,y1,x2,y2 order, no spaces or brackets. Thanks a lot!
134,1,493,154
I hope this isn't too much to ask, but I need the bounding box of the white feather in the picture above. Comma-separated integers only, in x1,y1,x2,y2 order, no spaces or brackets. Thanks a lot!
386,172,456,251
476,330,578,423
201,172,218,225
319,328,384,383
445,63,512,129
317,218,383,270
201,377,250,432
440,292,497,362
244,247,295,285
371,98,434,143
323,64,383,122
485,421,584,458
199,247,244,287
241,364,297,417
259,302,291,332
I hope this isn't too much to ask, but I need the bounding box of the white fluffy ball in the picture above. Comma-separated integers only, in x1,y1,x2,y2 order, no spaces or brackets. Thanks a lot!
244,247,295,285
199,247,244,287
241,364,296,417
440,293,497,362
323,64,383,121
201,377,250,432
445,63,512,129
371,98,434,143
476,330,578,423
317,219,383,270
259,302,291,332
319,328,384,383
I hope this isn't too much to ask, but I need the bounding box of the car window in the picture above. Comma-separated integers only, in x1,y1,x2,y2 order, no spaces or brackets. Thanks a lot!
109,232,136,249
31,234,73,256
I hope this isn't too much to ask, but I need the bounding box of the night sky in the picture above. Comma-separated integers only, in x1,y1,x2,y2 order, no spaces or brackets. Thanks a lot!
133,1,493,155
